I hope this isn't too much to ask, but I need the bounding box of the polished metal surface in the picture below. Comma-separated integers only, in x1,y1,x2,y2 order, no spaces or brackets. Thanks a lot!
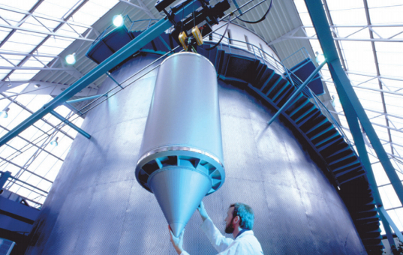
135,52,225,236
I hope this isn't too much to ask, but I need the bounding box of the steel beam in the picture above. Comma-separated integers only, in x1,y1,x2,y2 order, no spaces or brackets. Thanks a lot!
0,171,11,189
347,71,403,82
379,207,403,242
0,4,92,30
50,110,91,139
324,78,403,97
0,1,201,147
0,66,80,71
0,156,53,183
304,0,403,206
0,93,74,140
0,24,94,42
0,125,64,162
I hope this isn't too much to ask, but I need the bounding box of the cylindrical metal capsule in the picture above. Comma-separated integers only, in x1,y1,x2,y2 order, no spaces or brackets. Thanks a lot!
135,52,225,236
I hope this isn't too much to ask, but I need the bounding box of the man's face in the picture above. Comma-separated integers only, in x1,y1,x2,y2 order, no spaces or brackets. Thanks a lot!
224,207,235,234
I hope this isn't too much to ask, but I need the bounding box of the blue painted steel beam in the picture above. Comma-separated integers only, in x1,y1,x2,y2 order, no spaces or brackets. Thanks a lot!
305,0,403,207
379,207,403,242
50,110,91,139
0,171,11,189
379,211,397,250
336,82,382,205
266,61,326,127
66,94,107,104
0,1,201,147
106,72,123,89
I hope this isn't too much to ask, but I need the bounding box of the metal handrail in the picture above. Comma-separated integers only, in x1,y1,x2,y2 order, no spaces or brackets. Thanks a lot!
206,33,357,154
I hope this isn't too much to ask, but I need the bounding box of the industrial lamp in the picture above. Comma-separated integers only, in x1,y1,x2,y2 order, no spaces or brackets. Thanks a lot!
0,108,9,118
50,137,59,147
113,15,124,27
315,51,325,65
65,53,76,65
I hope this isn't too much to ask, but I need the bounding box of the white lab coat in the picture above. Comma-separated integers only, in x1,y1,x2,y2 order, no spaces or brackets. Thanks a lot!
181,218,264,255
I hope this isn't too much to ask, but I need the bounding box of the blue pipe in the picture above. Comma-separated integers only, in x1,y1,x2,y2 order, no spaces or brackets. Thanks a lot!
50,110,91,139
66,94,106,104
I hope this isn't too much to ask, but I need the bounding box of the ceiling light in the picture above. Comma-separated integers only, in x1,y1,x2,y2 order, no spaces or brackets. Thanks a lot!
315,51,325,65
50,137,59,147
113,15,124,27
34,84,41,88
0,108,9,118
65,53,76,65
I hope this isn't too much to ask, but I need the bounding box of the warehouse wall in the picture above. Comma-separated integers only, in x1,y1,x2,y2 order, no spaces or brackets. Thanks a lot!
25,53,366,255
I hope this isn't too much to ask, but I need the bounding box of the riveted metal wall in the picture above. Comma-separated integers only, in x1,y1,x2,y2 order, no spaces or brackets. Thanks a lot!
24,53,366,255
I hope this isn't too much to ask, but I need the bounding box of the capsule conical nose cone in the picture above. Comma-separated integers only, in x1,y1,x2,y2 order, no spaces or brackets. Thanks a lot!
149,167,212,237
170,222,186,237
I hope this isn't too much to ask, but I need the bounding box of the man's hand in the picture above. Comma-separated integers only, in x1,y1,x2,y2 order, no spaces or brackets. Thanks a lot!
169,225,185,254
197,201,209,222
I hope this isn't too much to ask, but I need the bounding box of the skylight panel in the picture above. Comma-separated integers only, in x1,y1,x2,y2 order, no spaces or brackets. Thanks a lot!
23,94,52,112
0,40,38,55
0,0,38,11
381,184,403,208
369,5,403,25
373,162,391,186
375,42,403,65
34,1,70,19
0,28,11,42
36,37,74,55
327,0,364,11
326,7,367,26
354,90,382,109
90,0,119,10
8,71,40,82
45,0,82,10
6,31,47,48
373,126,390,141
0,9,26,26
71,1,109,26
385,103,403,119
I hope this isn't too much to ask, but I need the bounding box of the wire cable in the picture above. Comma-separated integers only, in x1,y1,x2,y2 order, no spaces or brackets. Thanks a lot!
237,0,273,24
205,17,232,51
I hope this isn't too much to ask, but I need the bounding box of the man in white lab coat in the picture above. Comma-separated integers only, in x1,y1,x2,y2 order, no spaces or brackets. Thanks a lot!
169,202,264,254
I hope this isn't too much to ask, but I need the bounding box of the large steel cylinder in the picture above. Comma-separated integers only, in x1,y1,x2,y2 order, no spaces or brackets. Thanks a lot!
135,52,225,237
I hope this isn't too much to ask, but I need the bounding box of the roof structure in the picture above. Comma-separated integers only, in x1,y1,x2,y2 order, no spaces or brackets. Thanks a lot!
0,0,401,236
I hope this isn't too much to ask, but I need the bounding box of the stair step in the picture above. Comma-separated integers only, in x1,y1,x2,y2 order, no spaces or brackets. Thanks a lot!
305,119,329,135
310,126,334,140
326,146,351,160
259,71,277,92
288,97,309,116
331,159,361,173
270,80,290,101
316,134,343,150
277,86,297,108
295,105,318,124
329,154,358,167
263,75,282,96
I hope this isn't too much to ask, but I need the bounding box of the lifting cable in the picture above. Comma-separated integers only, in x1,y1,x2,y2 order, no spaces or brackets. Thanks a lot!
237,0,273,24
